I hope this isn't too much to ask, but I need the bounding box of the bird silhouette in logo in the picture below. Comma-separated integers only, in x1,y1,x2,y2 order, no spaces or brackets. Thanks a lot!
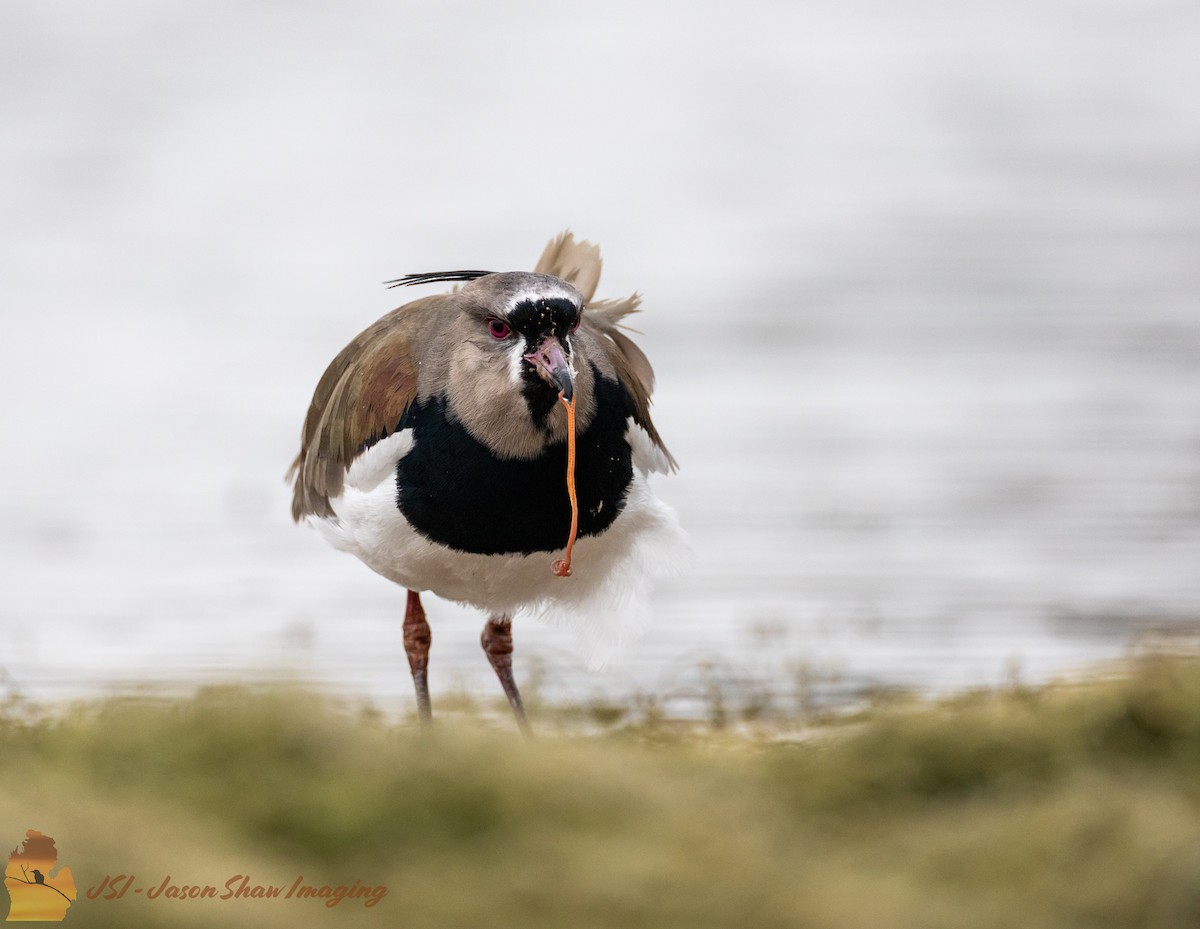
4,829,76,920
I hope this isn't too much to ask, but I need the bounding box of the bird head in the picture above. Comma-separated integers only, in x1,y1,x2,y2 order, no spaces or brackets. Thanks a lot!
408,271,599,460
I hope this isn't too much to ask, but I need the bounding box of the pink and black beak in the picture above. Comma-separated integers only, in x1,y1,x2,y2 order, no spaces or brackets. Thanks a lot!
524,337,574,401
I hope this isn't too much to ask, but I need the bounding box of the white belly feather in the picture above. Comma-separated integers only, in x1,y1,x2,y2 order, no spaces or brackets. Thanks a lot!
306,420,688,665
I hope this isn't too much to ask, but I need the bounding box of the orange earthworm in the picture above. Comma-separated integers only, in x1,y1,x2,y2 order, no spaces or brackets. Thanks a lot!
551,391,579,577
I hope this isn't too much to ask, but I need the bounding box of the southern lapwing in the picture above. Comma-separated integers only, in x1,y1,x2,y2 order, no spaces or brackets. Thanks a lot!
288,232,685,731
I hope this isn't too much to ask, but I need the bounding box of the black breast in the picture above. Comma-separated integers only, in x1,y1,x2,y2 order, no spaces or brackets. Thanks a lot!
395,368,634,555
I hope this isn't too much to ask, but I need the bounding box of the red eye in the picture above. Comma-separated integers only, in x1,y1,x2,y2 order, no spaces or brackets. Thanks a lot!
570,313,582,332
487,318,512,340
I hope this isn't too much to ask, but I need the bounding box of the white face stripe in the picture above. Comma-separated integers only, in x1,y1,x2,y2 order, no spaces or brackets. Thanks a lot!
503,286,580,316
565,332,579,381
506,337,527,388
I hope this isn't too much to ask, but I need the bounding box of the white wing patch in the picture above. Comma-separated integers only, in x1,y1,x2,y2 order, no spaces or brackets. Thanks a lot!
625,418,672,475
344,429,414,492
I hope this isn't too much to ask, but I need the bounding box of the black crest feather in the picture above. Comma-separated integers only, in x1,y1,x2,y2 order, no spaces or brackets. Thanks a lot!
384,270,494,289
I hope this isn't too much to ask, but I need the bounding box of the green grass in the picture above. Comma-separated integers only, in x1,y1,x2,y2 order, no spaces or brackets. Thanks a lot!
3,655,1200,928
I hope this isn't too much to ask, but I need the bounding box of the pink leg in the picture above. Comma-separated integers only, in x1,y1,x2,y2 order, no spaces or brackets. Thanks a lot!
403,590,432,724
481,616,532,735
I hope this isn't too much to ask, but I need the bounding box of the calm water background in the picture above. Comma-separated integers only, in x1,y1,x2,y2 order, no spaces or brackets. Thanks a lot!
3,1,1198,715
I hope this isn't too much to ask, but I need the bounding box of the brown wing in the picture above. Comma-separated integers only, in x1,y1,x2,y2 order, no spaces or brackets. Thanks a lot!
585,294,678,473
287,307,424,521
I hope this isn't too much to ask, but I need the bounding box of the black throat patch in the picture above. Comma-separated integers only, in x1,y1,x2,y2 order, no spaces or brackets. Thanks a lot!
509,297,582,423
394,366,634,555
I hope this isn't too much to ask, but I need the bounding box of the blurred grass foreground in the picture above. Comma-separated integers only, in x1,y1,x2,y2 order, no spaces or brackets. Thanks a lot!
3,656,1200,928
